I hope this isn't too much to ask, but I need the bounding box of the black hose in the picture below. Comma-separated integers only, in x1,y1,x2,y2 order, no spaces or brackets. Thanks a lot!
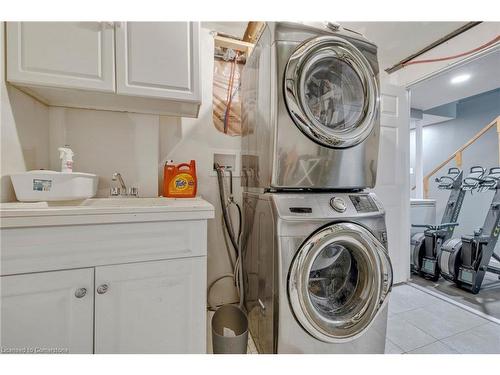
215,164,244,308
215,165,239,255
235,202,242,245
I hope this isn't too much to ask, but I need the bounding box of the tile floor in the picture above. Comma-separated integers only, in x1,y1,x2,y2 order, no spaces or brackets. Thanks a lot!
386,284,500,354
207,283,500,354
410,271,500,320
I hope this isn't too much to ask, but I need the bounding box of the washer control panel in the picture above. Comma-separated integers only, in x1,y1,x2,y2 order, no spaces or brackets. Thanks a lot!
349,194,379,213
329,197,347,213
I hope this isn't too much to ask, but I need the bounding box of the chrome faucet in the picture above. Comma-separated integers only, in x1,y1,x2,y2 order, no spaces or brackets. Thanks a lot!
110,172,139,197
112,172,127,191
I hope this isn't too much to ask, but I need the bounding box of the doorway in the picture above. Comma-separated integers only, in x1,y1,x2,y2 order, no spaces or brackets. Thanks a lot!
406,46,500,319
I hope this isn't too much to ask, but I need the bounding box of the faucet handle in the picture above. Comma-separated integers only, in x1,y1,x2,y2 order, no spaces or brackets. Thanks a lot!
128,187,139,197
110,187,121,197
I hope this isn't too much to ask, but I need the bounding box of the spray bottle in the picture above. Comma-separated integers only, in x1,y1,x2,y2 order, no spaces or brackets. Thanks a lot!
58,146,74,173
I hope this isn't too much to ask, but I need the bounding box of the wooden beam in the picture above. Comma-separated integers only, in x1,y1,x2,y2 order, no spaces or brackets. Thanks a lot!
213,34,254,56
243,22,265,44
454,151,462,167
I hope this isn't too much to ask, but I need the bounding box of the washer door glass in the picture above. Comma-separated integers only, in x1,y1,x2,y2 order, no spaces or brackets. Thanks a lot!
288,222,392,343
284,36,379,148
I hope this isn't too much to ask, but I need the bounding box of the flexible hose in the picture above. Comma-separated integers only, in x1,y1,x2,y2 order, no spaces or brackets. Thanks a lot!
207,273,236,311
220,214,236,269
206,164,244,311
216,166,240,255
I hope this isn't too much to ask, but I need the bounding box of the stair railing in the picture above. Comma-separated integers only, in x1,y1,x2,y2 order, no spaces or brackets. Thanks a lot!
415,116,500,198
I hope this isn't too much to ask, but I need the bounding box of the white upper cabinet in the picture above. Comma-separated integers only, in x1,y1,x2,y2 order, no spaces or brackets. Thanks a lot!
5,22,201,117
116,22,200,102
7,22,115,92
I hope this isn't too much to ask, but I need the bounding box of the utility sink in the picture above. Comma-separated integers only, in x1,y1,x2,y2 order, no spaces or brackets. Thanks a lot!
10,170,98,202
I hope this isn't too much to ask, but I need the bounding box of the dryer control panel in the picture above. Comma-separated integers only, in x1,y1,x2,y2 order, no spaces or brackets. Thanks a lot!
349,194,379,213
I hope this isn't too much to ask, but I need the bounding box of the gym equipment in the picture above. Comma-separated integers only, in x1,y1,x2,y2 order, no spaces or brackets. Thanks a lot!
411,167,485,280
439,167,500,294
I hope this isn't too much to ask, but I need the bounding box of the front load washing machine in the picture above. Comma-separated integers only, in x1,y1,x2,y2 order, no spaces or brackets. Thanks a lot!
242,192,392,353
241,22,381,191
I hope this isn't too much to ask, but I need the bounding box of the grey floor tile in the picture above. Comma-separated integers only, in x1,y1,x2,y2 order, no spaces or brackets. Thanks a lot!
398,301,487,340
388,285,438,315
407,341,458,354
385,339,405,354
386,315,436,352
442,323,500,354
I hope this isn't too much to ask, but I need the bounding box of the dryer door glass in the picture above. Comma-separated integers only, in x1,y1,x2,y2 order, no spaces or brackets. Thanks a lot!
288,222,392,343
302,57,365,132
284,36,379,148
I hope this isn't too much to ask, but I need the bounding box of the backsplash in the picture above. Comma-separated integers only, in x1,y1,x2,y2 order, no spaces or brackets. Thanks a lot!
48,107,160,198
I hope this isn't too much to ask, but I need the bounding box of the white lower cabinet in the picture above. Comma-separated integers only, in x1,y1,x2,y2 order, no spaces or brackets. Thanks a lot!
0,268,94,354
0,205,213,354
1,258,206,354
94,258,206,354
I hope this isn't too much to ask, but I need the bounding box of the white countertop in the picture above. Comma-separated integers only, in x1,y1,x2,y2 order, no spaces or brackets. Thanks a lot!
0,197,215,228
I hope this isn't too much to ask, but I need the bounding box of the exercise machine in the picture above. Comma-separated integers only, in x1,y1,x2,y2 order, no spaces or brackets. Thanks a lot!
439,167,500,294
411,167,485,280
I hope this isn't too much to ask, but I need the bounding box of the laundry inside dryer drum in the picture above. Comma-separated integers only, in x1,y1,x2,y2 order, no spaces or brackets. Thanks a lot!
303,57,365,132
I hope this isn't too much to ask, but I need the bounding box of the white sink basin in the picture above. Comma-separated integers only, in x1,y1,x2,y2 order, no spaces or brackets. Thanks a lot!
10,170,98,202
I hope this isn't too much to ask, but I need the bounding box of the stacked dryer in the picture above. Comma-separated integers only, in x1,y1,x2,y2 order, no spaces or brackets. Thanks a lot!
241,22,393,354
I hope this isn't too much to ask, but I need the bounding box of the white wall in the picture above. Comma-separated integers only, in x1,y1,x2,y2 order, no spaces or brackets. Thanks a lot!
48,107,159,197
159,29,242,306
0,22,50,202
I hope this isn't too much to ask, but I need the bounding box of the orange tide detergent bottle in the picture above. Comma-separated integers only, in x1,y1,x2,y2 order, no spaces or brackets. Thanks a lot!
163,160,197,198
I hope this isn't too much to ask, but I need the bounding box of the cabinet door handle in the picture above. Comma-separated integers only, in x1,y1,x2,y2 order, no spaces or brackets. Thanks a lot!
75,288,87,298
97,284,109,295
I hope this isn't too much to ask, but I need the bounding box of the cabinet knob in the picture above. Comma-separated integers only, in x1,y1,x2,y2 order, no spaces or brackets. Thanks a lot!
97,284,109,295
75,288,87,298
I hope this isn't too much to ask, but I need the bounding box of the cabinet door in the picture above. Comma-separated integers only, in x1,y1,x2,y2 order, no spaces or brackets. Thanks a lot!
6,22,115,92
0,268,94,354
115,22,200,102
94,258,206,354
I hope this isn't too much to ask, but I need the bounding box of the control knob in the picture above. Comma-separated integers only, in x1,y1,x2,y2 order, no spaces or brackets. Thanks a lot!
330,197,347,213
